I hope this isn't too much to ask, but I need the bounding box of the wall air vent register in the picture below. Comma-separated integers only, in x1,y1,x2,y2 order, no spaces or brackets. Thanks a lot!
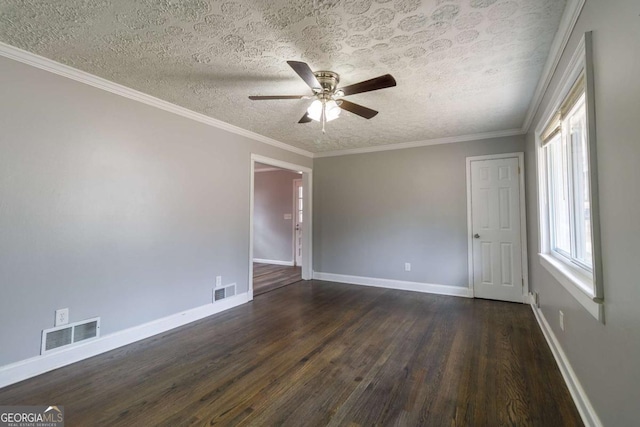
214,284,236,302
41,317,101,354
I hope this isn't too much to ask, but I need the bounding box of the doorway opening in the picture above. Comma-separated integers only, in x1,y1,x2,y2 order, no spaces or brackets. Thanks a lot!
250,155,312,298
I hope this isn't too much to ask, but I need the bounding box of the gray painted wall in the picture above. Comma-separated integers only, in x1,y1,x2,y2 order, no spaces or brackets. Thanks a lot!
313,136,524,287
254,168,300,263
524,1,640,425
0,55,311,366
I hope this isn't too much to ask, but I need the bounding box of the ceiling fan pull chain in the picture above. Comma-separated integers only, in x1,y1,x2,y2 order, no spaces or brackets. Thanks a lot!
321,99,326,133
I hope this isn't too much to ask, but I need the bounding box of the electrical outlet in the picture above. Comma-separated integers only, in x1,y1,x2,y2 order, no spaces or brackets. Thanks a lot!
55,308,69,327
559,310,565,331
404,262,411,272
216,276,222,287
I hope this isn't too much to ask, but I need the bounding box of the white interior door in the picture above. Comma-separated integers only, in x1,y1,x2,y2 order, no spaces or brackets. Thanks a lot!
470,157,523,303
294,179,303,267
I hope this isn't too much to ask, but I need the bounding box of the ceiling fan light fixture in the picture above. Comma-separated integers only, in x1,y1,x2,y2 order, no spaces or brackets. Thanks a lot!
307,99,341,122
249,61,396,130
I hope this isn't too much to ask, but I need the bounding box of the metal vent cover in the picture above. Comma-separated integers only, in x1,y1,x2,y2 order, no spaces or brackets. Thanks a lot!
214,288,225,301
214,284,236,302
74,320,98,342
41,317,101,354
44,328,72,351
225,284,236,298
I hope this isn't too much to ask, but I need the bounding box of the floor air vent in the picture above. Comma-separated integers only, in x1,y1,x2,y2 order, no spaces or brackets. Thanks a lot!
41,317,100,354
214,284,236,302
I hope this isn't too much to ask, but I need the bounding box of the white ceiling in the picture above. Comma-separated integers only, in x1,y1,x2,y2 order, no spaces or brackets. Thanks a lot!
0,0,567,153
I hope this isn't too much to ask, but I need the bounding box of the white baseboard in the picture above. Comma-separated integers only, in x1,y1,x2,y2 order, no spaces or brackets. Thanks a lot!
530,303,602,427
0,292,250,389
313,272,473,298
253,258,295,266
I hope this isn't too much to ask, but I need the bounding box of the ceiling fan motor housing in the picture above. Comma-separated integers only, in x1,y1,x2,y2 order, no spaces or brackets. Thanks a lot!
313,71,340,96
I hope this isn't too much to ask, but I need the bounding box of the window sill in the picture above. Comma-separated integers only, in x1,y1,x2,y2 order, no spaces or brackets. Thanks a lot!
538,253,604,323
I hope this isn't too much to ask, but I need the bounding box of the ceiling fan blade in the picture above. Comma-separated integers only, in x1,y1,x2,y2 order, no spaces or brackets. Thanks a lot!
339,74,397,96
298,113,312,123
338,100,378,119
287,61,321,91
248,95,306,100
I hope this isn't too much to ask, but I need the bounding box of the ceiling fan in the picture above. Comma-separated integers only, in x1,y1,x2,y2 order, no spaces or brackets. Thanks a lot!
249,61,397,132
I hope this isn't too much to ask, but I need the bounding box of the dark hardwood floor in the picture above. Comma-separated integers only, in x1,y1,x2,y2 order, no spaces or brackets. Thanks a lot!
0,281,582,426
253,262,301,296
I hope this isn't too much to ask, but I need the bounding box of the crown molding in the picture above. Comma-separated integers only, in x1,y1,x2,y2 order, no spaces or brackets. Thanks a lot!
313,128,525,158
0,42,314,159
1,17,580,161
521,0,586,133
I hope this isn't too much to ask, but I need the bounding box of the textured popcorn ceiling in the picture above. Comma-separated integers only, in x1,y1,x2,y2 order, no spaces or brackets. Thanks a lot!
0,0,566,153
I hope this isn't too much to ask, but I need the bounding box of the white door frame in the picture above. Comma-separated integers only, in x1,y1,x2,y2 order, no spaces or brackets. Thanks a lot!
292,178,302,267
249,154,313,300
465,152,529,302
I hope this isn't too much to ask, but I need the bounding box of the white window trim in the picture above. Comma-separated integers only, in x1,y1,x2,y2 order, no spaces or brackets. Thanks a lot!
535,32,604,323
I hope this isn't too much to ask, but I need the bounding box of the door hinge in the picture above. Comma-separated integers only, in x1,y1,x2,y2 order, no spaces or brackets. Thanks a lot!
518,166,521,174
522,278,524,288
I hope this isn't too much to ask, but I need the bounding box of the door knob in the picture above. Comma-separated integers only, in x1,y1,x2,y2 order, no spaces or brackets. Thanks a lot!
474,234,480,239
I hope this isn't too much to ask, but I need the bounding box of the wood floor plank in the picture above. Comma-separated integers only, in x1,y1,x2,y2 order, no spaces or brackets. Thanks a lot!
253,263,302,296
0,281,583,426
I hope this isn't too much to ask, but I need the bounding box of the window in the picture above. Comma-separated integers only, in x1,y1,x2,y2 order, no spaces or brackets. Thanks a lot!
543,79,591,271
536,32,603,322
